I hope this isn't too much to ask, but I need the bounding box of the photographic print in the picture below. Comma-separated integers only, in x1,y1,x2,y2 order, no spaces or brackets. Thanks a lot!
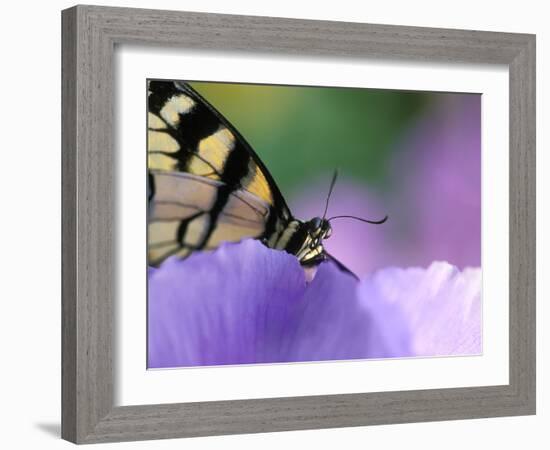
147,80,481,369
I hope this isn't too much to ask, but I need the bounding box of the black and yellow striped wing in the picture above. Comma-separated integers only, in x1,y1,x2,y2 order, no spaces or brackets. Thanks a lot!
147,80,292,266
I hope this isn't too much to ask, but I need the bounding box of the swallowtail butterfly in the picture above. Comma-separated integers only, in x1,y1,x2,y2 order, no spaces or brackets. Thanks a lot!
147,80,386,275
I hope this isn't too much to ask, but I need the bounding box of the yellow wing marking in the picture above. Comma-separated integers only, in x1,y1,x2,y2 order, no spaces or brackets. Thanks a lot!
148,153,177,171
148,112,167,130
148,130,179,153
197,127,234,173
242,161,274,204
187,156,219,178
159,93,195,127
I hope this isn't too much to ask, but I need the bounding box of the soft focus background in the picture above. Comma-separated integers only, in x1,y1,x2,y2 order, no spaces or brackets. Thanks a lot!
191,82,481,276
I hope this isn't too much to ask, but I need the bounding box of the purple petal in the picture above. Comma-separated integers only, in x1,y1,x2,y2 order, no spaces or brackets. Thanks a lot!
285,262,411,361
148,240,411,368
359,262,481,357
148,240,306,368
148,241,480,368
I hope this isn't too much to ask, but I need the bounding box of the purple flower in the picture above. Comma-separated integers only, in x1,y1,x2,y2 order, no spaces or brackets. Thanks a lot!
360,262,481,357
148,240,480,368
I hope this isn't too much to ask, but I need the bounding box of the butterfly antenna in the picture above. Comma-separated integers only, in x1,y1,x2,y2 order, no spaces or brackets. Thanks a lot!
322,170,339,221
328,214,388,225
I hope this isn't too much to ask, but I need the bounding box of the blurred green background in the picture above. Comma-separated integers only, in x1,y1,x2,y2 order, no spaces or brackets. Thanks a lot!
190,81,433,197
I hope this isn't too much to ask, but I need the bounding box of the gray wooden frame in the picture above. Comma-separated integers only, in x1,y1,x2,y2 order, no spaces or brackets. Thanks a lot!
61,4,536,444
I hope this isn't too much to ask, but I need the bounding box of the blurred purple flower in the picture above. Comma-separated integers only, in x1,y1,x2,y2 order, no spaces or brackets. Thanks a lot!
148,240,480,368
394,94,481,269
361,262,481,357
291,94,481,276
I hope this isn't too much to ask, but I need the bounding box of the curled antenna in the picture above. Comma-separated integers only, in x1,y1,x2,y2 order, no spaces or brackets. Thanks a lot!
322,170,339,220
322,169,388,226
328,214,388,225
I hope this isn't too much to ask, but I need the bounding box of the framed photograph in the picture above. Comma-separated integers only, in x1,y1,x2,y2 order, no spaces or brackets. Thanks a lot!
61,5,535,444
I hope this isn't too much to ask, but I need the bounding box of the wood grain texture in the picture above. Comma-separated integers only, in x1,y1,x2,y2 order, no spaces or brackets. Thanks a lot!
61,7,77,443
62,5,114,442
508,36,536,411
61,4,536,444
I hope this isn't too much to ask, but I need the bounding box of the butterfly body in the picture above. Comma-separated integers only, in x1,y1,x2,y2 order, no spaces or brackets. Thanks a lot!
267,217,332,266
147,80,342,271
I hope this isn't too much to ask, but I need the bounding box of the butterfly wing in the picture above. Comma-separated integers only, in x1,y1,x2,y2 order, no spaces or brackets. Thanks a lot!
147,80,292,266
148,170,272,265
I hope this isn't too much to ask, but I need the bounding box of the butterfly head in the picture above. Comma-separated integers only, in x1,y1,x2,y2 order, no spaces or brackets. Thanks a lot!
307,217,332,249
292,217,331,267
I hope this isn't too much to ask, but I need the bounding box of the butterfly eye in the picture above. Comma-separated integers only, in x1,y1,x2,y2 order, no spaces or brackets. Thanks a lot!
311,217,322,229
324,228,332,239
